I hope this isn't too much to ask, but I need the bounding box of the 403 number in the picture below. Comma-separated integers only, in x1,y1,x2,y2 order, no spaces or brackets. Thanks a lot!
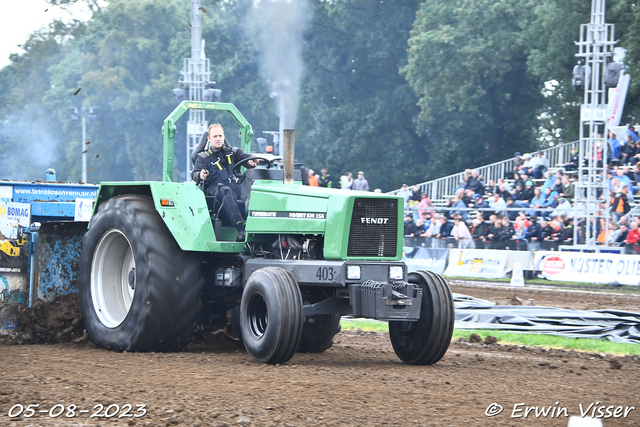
316,267,335,281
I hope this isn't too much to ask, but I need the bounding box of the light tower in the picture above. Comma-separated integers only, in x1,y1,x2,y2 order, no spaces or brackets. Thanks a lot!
173,0,220,181
69,106,98,184
570,0,618,251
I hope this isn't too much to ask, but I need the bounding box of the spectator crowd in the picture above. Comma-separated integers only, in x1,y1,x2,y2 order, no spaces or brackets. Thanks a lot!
401,125,640,254
306,169,380,192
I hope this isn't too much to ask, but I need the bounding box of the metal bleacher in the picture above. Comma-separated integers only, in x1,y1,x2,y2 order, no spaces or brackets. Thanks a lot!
390,140,581,203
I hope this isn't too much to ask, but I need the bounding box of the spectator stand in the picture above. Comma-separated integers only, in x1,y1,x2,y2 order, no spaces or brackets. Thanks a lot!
390,139,580,204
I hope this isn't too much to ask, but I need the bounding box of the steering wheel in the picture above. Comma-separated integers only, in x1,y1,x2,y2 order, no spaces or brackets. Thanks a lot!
233,156,272,179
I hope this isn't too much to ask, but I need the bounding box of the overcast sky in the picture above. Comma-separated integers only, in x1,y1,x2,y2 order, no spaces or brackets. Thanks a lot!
0,0,91,69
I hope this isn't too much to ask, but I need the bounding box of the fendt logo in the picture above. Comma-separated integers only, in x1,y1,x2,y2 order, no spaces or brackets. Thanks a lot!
360,217,389,224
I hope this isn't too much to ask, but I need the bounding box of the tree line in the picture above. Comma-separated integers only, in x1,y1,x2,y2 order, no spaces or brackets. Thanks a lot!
1,0,640,191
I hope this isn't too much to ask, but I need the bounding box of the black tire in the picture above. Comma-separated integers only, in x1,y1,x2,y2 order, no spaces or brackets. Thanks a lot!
240,267,303,364
79,195,203,352
389,270,454,365
229,305,244,348
297,315,341,353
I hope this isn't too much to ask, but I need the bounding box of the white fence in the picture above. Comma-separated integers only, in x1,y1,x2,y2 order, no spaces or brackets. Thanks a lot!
392,140,580,202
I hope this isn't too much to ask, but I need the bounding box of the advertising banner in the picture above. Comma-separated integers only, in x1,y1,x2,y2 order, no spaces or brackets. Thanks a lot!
0,201,31,270
74,198,95,221
444,249,509,279
0,185,12,200
534,251,640,286
0,272,28,330
403,248,448,274
607,71,631,127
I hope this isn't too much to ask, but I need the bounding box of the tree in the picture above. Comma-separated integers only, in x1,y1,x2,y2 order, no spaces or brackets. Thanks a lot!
404,0,545,175
297,0,428,191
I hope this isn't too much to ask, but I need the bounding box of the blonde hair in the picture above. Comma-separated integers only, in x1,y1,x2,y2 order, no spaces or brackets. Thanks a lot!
208,123,224,135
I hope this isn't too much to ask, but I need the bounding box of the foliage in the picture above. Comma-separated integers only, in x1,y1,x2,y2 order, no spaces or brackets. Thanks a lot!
2,0,640,189
297,0,428,190
404,0,545,174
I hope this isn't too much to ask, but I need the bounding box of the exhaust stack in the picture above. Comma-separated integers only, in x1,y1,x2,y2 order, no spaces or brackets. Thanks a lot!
283,129,295,185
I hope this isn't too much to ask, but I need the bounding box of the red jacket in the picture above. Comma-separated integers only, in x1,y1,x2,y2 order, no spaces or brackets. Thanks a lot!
626,228,640,244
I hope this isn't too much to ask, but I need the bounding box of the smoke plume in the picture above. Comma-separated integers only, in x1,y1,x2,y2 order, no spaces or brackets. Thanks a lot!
248,0,312,130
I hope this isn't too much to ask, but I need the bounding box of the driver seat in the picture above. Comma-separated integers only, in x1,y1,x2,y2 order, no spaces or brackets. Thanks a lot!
204,194,246,226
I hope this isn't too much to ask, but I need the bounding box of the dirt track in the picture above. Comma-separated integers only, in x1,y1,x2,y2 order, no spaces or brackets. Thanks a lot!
1,282,640,426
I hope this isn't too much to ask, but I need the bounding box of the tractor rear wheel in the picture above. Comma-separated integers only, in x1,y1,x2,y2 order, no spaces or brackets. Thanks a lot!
79,195,203,352
389,270,454,365
240,267,303,364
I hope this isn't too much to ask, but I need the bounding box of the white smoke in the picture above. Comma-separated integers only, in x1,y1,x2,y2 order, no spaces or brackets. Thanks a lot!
248,0,312,130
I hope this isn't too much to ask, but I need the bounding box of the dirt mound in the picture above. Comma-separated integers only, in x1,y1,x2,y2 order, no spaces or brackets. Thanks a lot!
1,293,87,345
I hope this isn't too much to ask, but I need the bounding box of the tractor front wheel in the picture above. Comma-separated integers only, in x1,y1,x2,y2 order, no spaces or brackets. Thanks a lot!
240,267,303,364
389,270,454,365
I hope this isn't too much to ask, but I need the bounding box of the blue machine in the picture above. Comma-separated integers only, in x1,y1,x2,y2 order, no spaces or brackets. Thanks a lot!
0,173,99,322
5,181,98,223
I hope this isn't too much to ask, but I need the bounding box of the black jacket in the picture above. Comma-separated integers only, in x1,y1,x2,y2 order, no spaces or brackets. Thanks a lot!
439,221,454,238
525,223,541,241
192,145,253,195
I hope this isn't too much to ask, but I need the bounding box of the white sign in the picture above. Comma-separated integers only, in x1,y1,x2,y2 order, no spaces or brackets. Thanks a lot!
580,106,607,122
534,251,640,286
444,249,509,279
74,198,95,221
187,121,208,135
0,186,12,200
607,72,631,127
0,201,31,239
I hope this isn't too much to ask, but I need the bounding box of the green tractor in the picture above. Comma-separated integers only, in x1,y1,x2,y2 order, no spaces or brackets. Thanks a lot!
78,101,454,365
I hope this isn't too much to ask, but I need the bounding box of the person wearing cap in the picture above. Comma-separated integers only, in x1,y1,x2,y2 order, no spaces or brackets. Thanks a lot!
470,195,491,220
519,153,533,172
513,152,524,169
352,171,369,191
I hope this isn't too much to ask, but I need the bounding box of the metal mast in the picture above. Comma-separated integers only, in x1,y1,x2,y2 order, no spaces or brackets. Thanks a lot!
181,0,211,181
571,0,617,251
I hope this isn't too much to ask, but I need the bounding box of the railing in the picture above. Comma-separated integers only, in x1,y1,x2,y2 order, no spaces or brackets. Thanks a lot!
391,140,580,202
403,236,530,251
402,237,639,253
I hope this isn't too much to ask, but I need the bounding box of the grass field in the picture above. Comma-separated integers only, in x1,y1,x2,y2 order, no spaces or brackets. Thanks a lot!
340,319,640,356
445,276,640,295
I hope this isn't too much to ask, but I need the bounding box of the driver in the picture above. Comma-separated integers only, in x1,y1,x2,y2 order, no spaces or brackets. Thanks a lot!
192,123,257,241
